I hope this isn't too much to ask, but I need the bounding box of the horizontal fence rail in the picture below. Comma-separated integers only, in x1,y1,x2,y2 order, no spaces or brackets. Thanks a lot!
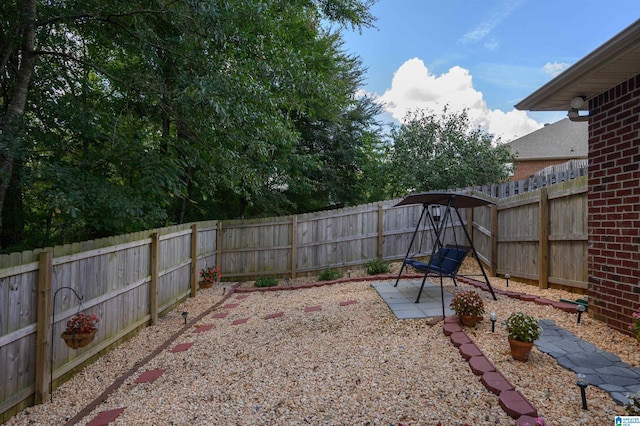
0,174,588,421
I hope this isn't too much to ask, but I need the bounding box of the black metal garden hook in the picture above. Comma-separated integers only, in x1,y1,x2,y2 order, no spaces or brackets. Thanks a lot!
50,286,84,402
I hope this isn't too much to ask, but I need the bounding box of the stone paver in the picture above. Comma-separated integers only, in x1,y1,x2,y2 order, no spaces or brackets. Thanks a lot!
171,342,193,353
442,322,461,336
449,331,471,347
536,319,640,405
194,324,214,333
481,371,514,395
499,390,538,419
459,342,482,360
468,355,496,375
86,407,126,426
134,369,165,384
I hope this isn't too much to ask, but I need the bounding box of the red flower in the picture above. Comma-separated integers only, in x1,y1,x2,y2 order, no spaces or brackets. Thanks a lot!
65,313,99,334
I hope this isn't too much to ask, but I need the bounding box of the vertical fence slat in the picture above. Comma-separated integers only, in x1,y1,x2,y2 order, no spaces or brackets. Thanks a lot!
34,251,52,404
291,216,297,279
377,203,384,259
539,187,549,289
150,233,159,325
490,204,498,276
190,225,197,298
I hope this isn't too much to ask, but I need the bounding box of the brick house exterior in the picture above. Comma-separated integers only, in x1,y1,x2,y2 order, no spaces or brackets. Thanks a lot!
516,19,640,336
587,74,639,332
506,118,587,181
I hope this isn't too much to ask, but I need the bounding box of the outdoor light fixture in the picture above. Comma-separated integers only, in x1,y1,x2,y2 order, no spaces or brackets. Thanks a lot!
181,311,188,324
505,273,510,287
490,312,497,333
223,287,226,295
577,304,586,324
576,373,589,410
568,96,589,122
431,204,441,222
570,96,586,109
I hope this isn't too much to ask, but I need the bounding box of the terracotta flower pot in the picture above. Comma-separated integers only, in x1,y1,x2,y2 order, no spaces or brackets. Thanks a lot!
460,315,477,327
508,338,534,362
61,329,97,349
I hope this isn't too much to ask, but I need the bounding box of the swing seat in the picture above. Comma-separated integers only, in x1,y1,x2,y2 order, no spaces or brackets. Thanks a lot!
404,245,470,278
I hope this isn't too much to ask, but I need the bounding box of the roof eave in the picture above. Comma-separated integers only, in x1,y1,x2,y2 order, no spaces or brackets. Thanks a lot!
515,19,640,112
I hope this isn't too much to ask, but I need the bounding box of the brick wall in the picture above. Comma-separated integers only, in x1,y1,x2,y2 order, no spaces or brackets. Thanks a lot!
510,160,567,181
587,74,640,335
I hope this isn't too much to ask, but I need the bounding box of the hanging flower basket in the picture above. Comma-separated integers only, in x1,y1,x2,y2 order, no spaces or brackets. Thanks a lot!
61,313,99,349
61,329,97,349
199,266,221,289
198,280,214,289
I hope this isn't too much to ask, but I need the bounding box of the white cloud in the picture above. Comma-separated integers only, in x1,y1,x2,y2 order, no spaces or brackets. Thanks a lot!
377,58,542,142
543,61,570,78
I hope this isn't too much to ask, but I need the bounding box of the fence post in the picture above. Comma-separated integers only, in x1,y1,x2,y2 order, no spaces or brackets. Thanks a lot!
466,206,474,248
377,203,384,259
538,187,549,289
190,224,198,298
490,204,498,276
291,215,297,279
216,222,222,276
34,251,53,403
150,233,159,325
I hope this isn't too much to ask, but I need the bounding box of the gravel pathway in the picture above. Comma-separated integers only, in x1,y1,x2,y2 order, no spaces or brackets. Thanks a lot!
5,260,639,425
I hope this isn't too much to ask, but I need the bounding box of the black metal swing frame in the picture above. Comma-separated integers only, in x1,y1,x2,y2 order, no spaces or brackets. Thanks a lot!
393,192,498,317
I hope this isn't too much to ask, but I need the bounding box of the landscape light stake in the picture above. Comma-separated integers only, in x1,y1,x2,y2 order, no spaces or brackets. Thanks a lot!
505,273,510,287
490,312,497,333
181,311,188,325
576,373,589,410
577,304,586,324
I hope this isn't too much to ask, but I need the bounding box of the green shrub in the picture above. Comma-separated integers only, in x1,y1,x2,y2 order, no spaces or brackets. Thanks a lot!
254,276,279,288
365,258,390,275
318,268,342,281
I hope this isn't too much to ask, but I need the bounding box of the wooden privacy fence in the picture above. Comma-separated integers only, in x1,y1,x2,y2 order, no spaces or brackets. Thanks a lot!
0,176,588,421
0,222,218,422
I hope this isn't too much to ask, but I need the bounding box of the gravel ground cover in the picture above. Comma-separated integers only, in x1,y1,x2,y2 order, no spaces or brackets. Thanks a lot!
5,260,639,425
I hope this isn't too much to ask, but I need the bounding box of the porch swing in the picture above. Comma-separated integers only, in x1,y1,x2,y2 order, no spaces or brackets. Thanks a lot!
393,192,497,316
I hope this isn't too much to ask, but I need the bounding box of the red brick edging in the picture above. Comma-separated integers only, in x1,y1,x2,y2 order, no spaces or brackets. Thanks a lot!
443,317,541,424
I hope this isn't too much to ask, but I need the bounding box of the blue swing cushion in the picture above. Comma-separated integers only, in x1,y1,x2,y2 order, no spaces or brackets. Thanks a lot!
404,246,469,277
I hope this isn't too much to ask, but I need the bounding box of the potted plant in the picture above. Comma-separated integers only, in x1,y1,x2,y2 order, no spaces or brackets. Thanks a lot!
199,265,221,289
449,290,484,327
504,311,542,361
629,306,640,341
61,312,99,349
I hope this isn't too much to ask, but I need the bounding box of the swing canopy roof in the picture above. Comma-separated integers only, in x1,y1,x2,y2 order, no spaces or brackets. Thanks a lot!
394,192,494,209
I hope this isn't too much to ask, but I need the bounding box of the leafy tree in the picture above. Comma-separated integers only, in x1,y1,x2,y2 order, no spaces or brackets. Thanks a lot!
0,0,381,250
387,108,513,196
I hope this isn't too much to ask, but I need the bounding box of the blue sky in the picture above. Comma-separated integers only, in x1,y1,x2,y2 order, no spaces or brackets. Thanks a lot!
340,0,638,141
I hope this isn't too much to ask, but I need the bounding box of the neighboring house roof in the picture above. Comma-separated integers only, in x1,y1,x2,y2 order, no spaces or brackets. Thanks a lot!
506,118,588,161
515,19,640,112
